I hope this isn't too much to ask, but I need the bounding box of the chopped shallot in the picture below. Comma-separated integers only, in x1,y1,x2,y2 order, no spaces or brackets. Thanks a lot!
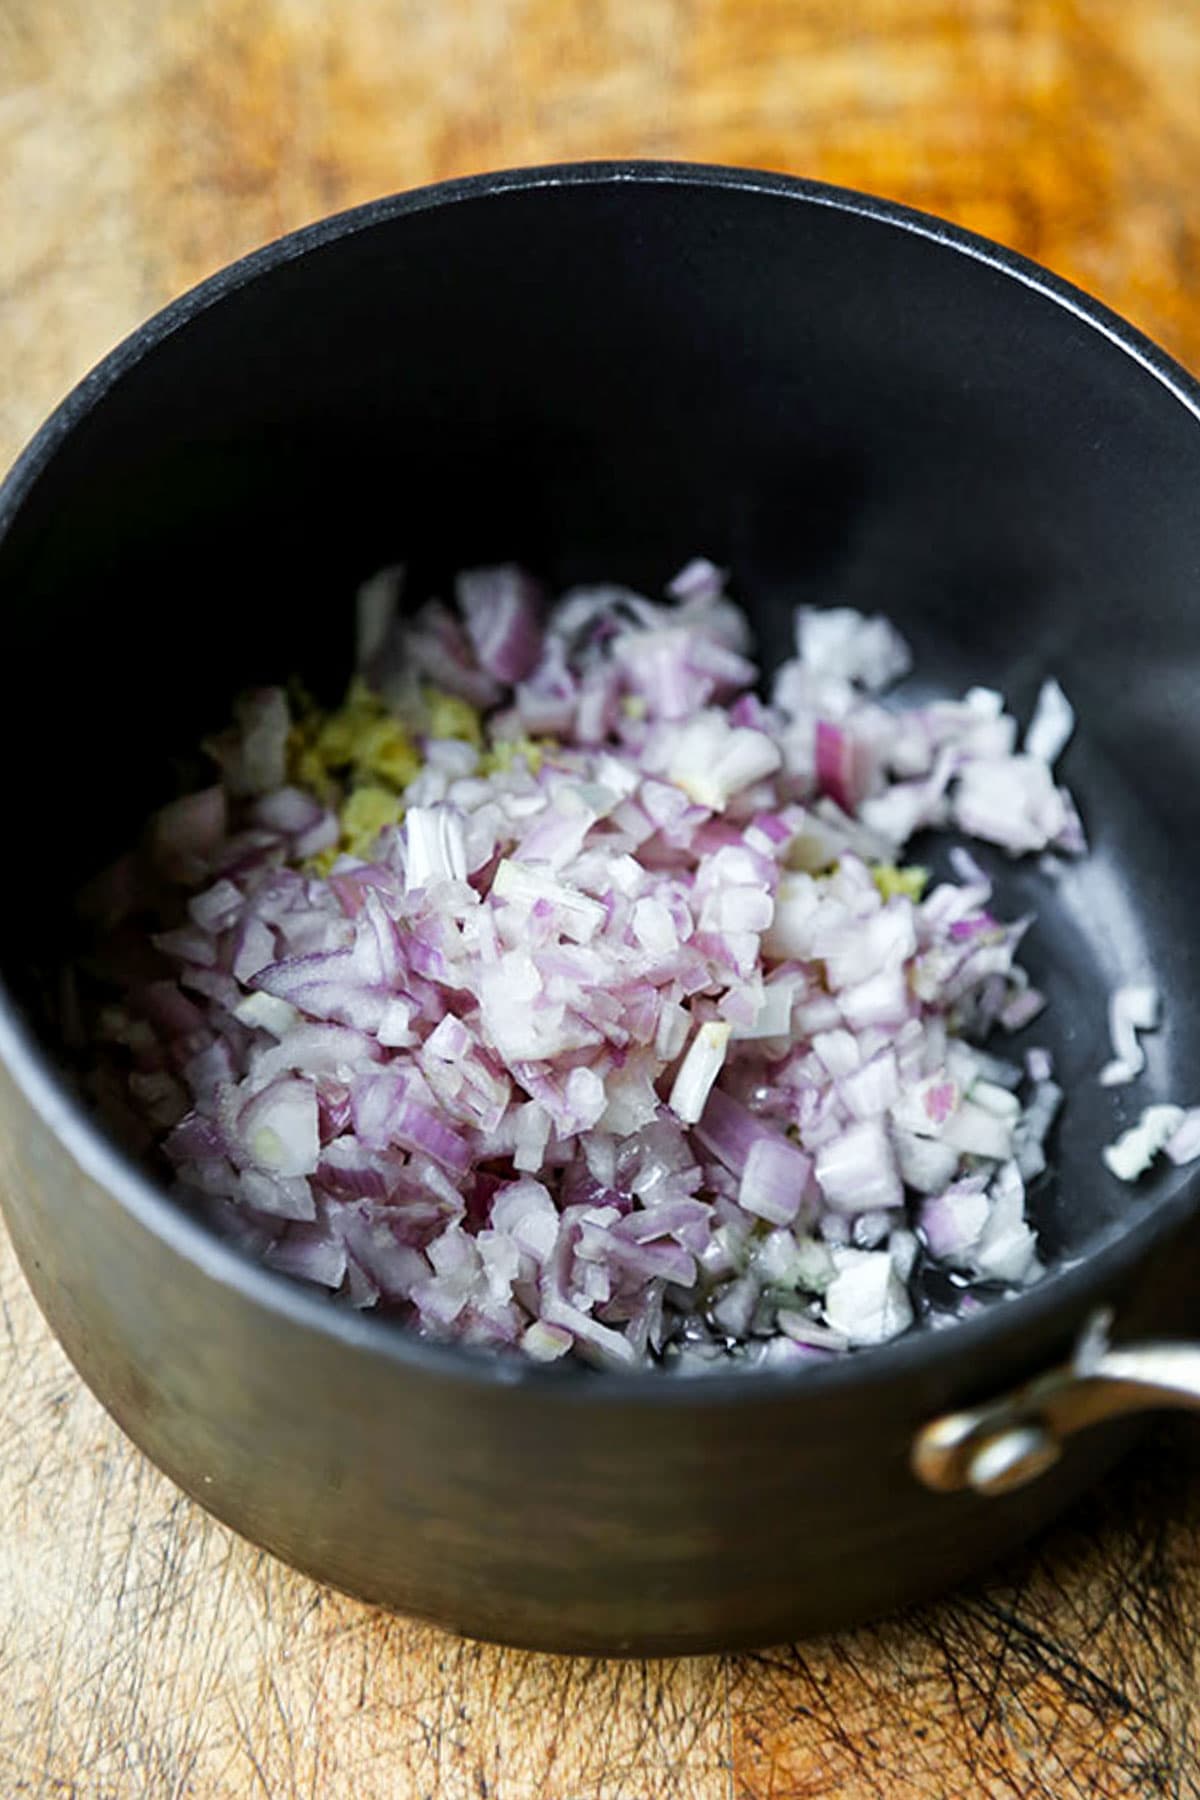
1099,984,1159,1088
80,560,1096,1370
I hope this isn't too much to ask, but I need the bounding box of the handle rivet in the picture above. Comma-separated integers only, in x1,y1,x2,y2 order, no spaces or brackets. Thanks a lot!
966,1422,1061,1496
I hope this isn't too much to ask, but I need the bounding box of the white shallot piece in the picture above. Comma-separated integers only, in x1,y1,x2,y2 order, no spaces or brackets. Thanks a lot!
1099,983,1159,1088
1104,1103,1200,1182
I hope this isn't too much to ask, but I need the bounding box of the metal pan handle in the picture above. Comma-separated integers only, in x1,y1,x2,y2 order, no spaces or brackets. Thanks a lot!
911,1310,1200,1495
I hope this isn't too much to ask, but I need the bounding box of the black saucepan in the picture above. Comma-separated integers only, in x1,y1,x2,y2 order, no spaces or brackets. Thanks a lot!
3,163,1200,1655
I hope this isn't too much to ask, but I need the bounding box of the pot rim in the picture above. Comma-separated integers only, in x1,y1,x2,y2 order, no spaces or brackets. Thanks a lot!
3,157,1199,1405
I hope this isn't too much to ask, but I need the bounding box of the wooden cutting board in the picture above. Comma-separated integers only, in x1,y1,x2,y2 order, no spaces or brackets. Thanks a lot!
3,1,1200,1792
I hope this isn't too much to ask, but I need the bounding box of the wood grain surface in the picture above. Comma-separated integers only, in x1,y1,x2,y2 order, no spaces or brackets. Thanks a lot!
4,1,1200,1794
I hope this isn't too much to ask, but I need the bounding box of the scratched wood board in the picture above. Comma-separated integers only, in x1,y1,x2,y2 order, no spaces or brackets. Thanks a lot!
3,0,1200,1793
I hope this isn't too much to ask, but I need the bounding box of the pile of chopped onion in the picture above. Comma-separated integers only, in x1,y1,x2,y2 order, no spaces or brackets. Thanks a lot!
80,559,1085,1371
